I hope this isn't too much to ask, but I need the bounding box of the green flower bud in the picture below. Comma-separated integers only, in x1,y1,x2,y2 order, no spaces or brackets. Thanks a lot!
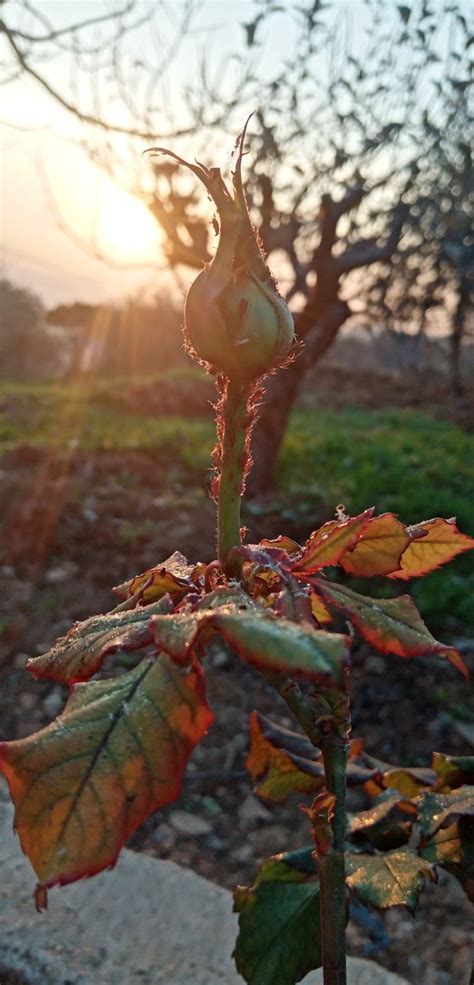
149,122,294,382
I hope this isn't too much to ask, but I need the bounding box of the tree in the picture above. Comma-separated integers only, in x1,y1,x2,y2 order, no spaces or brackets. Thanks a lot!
362,66,473,396
1,1,472,487
0,278,57,379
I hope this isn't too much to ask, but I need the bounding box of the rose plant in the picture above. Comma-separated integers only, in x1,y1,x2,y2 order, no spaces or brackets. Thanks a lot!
1,123,473,985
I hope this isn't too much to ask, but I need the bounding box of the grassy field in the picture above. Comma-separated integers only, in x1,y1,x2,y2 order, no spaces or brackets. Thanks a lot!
1,379,473,630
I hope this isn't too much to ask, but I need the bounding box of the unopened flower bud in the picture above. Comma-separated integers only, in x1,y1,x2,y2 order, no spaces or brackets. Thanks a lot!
149,122,294,382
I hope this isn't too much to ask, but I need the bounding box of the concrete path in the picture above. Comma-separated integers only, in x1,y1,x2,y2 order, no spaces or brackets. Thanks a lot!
0,785,408,985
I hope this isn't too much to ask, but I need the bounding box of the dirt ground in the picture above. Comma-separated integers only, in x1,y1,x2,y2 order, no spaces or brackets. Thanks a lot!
302,364,474,433
1,361,473,984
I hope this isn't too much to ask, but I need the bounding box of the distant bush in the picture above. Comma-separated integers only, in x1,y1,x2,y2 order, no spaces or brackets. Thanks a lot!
47,292,184,379
0,279,59,380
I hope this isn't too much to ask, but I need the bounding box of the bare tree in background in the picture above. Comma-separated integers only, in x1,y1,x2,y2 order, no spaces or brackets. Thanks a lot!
1,0,472,489
363,55,473,397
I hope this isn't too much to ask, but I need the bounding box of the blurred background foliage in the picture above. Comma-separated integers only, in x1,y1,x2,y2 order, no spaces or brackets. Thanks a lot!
0,0,472,630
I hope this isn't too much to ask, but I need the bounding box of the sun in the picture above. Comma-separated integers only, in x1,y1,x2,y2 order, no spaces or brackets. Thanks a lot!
43,143,164,268
98,181,163,264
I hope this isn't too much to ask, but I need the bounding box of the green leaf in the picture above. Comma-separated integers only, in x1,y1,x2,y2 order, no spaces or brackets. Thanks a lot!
0,655,213,893
151,610,205,663
26,597,173,684
419,786,474,839
345,848,434,913
195,586,255,611
211,609,350,686
234,853,321,985
315,580,468,678
150,593,257,665
153,604,350,685
432,753,474,791
244,847,317,888
420,817,474,866
349,792,412,851
349,792,404,835
419,810,474,902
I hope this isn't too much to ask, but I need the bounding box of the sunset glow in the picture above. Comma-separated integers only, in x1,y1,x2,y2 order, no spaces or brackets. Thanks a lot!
97,182,163,264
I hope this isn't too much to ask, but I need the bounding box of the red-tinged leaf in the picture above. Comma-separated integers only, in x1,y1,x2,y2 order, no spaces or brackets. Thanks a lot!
247,712,376,803
340,514,410,577
0,654,213,891
390,517,474,580
152,590,257,662
227,544,289,599
272,579,314,624
315,579,468,678
194,586,255,611
151,611,202,663
292,509,374,574
310,590,333,625
210,608,350,686
230,543,291,570
151,593,256,663
113,551,198,603
26,598,173,685
152,602,349,684
258,535,302,558
247,711,325,802
361,753,436,798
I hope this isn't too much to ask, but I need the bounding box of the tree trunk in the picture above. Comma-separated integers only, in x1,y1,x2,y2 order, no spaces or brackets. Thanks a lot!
247,298,350,495
450,275,469,397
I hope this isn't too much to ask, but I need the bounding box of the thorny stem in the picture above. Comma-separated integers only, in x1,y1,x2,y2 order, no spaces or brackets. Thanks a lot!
318,690,350,985
217,365,349,984
217,378,250,567
268,673,349,985
319,735,348,985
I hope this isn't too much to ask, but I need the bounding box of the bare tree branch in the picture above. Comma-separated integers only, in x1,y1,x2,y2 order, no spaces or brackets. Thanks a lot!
0,15,198,141
334,202,409,274
11,0,136,44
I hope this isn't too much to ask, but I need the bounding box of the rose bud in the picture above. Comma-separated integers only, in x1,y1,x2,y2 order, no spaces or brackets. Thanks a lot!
148,120,294,383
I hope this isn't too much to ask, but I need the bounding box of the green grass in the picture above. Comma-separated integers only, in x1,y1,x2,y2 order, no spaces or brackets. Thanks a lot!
0,380,213,469
280,407,473,530
1,383,473,630
280,407,474,631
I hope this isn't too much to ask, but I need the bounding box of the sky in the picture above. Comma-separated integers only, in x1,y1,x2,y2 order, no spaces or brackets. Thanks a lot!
0,0,469,310
0,0,293,308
